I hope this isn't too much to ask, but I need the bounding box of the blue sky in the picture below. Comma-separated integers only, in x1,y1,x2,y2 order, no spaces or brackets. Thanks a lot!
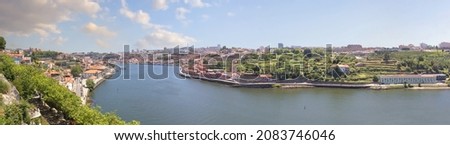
1,0,450,52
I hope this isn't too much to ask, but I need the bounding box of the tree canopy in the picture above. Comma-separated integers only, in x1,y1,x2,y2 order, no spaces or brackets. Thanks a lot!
0,79,10,94
86,79,95,92
71,64,83,77
0,54,138,125
0,36,6,50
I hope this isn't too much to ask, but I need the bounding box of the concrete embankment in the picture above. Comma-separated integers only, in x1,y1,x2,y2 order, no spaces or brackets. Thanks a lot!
370,83,450,90
310,83,371,89
179,72,450,90
179,72,376,89
280,83,314,89
178,72,239,86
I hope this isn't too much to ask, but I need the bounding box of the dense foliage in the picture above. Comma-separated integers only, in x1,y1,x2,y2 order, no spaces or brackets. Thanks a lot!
0,36,5,50
1,100,31,125
206,48,450,83
71,64,83,77
86,79,95,92
0,79,9,94
0,54,138,125
31,51,60,59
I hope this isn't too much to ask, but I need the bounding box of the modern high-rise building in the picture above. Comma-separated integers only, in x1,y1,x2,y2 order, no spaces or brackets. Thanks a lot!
124,45,130,56
278,43,284,49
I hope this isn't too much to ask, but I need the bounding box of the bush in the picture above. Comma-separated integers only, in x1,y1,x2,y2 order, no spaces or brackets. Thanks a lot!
3,101,31,125
0,80,10,94
372,76,379,83
0,54,138,125
86,79,95,92
70,65,83,77
272,84,282,88
0,116,6,125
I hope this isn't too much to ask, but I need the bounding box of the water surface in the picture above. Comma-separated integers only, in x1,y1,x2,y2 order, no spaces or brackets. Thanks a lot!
92,64,450,125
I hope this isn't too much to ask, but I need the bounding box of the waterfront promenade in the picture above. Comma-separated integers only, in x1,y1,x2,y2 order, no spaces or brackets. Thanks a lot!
178,71,449,90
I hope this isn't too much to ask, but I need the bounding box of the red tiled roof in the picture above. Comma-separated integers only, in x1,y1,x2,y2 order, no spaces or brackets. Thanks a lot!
84,69,99,74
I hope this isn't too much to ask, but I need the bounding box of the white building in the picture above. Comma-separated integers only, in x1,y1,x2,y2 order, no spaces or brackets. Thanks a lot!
378,74,446,84
420,43,429,49
439,42,450,49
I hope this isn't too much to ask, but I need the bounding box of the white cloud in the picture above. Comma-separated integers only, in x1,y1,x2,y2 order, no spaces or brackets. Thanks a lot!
176,7,191,24
153,0,210,10
184,0,210,8
56,0,101,17
153,0,169,10
137,28,196,49
98,7,117,22
54,36,68,45
96,39,110,48
0,0,101,37
227,12,235,17
120,0,196,49
120,0,159,29
201,14,210,21
82,22,116,48
83,22,117,37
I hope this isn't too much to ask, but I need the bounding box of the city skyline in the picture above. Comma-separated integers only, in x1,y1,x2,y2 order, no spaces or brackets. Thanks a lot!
1,0,450,52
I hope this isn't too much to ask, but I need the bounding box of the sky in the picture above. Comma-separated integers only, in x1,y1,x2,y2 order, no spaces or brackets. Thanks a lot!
1,0,450,52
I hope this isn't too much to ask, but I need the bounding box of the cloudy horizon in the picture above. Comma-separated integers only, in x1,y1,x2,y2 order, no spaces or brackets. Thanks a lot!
1,0,450,52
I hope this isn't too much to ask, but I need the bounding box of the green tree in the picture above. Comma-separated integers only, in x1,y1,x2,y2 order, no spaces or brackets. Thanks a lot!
1,54,137,124
236,64,246,73
0,36,6,51
303,49,312,58
418,56,424,62
0,79,10,94
0,55,15,80
71,64,83,77
0,116,6,125
372,76,379,83
3,101,31,125
383,52,390,64
86,79,95,92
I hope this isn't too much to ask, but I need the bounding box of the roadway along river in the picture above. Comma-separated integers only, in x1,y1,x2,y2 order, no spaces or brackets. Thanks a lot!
92,64,450,125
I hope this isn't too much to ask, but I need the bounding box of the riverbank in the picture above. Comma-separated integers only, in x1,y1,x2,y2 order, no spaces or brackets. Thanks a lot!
179,72,371,89
179,72,450,90
92,64,450,125
82,67,115,105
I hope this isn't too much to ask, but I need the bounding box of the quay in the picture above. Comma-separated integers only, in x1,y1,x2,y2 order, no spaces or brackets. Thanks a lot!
179,71,373,89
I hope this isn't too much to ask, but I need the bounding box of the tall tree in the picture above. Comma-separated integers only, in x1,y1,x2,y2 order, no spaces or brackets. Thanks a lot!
383,52,390,64
71,64,83,77
0,36,6,51
86,79,95,92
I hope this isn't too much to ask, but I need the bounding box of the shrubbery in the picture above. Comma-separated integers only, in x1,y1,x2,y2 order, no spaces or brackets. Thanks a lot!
0,79,8,94
86,79,95,92
0,54,138,125
272,84,282,88
2,100,31,125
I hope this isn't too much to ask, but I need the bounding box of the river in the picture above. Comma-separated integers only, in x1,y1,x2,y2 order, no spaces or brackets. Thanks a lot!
92,64,450,125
